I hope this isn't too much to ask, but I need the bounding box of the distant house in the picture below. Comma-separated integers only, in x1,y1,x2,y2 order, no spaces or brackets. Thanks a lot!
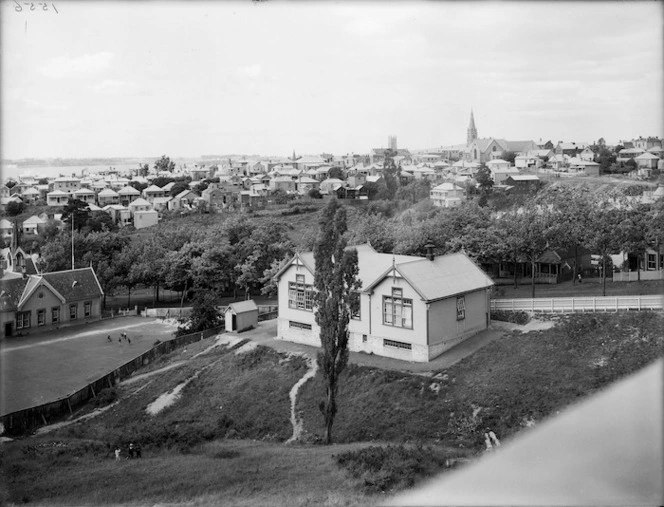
635,152,659,170
168,190,199,211
583,161,602,177
97,188,120,207
503,175,541,194
22,215,48,235
73,188,96,205
274,244,494,363
555,142,587,157
579,147,595,162
46,190,70,207
201,184,239,209
430,182,466,208
103,205,132,227
133,210,159,230
117,186,142,206
0,219,13,239
0,263,104,338
20,187,41,204
319,178,346,195
489,165,520,185
50,177,81,194
270,176,297,193
142,185,166,204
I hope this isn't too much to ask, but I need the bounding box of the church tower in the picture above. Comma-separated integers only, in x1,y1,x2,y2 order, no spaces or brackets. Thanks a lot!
467,109,478,147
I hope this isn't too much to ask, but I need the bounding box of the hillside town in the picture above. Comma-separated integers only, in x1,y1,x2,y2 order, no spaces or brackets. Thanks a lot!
2,111,663,346
1,2,662,505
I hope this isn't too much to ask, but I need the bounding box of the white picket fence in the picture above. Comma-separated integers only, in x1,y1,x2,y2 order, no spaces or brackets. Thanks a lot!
613,270,664,282
491,295,664,313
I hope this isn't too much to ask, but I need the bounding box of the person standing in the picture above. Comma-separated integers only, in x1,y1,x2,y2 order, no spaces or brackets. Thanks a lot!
114,448,121,460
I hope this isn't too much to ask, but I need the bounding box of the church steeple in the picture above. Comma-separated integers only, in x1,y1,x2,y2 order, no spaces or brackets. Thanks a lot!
467,109,478,147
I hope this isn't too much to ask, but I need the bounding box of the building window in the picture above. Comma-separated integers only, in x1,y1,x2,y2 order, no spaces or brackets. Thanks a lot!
383,288,413,329
456,296,466,321
362,334,368,343
350,292,361,320
52,307,60,323
84,301,91,317
16,311,31,329
70,304,77,320
288,274,314,311
647,254,656,270
289,320,312,331
384,339,412,350
37,309,45,326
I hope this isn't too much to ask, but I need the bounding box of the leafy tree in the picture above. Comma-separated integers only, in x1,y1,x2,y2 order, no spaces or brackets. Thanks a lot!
502,151,517,164
583,199,623,296
395,179,430,204
84,211,117,233
5,201,25,216
38,178,49,185
151,177,175,189
313,199,360,444
618,205,650,281
192,242,237,297
169,181,190,197
129,181,148,193
518,204,556,298
154,155,176,173
328,167,345,180
61,198,90,232
138,163,149,177
179,292,223,335
308,188,322,199
164,242,205,307
475,164,493,194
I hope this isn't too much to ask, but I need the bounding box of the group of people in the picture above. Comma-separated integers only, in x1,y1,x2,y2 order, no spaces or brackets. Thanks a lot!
114,443,142,460
107,332,131,344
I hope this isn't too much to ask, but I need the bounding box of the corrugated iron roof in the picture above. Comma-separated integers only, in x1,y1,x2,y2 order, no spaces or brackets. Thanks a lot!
227,300,258,314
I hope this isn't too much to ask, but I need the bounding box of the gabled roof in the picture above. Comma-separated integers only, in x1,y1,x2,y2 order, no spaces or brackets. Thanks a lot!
118,185,141,195
144,185,164,193
41,267,104,301
275,244,421,291
48,190,69,196
98,188,119,197
226,300,258,314
432,182,463,191
0,277,30,312
18,276,66,309
367,252,494,302
129,198,151,207
636,152,659,160
73,188,96,195
506,175,540,181
175,189,199,200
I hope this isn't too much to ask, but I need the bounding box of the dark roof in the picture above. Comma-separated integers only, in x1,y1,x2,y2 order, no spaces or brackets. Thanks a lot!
0,277,29,312
42,267,104,301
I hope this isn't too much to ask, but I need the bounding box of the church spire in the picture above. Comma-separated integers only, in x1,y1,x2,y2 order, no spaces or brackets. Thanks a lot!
467,109,478,147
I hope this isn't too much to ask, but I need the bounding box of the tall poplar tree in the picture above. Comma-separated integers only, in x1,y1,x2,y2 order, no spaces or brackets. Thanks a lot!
313,199,360,445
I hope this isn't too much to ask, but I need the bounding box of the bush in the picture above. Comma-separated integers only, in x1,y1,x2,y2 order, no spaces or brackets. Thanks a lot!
335,444,453,493
491,310,530,325
93,387,118,407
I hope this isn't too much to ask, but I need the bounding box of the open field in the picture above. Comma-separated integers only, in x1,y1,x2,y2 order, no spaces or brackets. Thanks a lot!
1,311,661,506
0,317,177,416
493,278,664,298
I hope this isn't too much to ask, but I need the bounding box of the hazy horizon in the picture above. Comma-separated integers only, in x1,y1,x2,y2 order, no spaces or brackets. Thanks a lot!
2,1,663,160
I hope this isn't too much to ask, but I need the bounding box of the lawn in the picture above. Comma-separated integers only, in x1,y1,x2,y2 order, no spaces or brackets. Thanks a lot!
493,278,663,298
0,317,179,416
2,311,662,506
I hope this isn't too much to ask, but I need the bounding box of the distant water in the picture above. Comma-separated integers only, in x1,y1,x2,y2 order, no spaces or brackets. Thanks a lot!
2,164,145,181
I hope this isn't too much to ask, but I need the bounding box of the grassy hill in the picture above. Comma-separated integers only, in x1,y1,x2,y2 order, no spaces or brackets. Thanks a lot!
1,311,662,506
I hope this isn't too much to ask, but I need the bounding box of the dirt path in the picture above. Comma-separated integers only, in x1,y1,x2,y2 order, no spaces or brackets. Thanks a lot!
285,354,318,444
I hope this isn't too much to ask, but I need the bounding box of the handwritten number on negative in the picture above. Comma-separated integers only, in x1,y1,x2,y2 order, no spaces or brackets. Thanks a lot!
13,1,58,13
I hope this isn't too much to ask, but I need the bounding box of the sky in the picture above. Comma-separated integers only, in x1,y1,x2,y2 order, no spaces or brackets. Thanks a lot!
2,1,663,160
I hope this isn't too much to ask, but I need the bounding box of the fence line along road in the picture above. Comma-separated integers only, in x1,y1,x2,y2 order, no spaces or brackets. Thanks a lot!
490,295,664,313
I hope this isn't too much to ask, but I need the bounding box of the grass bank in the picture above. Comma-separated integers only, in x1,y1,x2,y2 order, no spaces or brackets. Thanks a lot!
2,312,662,506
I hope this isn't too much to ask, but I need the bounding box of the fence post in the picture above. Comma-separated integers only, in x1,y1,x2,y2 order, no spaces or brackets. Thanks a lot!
593,297,596,312
512,299,515,311
638,296,641,311
615,297,618,312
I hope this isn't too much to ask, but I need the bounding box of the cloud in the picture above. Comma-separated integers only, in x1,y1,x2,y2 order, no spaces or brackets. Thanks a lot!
236,64,261,78
93,79,140,96
41,52,114,79
22,98,67,112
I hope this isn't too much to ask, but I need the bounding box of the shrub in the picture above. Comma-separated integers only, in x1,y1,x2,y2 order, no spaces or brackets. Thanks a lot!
491,310,530,325
93,387,118,407
335,444,452,493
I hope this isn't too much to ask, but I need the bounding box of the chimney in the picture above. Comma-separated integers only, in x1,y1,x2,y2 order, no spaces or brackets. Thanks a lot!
425,243,435,261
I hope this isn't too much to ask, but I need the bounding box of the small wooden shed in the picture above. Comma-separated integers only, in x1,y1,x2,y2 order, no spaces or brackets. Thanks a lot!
225,300,259,333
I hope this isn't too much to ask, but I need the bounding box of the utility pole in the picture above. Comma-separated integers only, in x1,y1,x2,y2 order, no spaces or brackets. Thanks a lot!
71,213,75,270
